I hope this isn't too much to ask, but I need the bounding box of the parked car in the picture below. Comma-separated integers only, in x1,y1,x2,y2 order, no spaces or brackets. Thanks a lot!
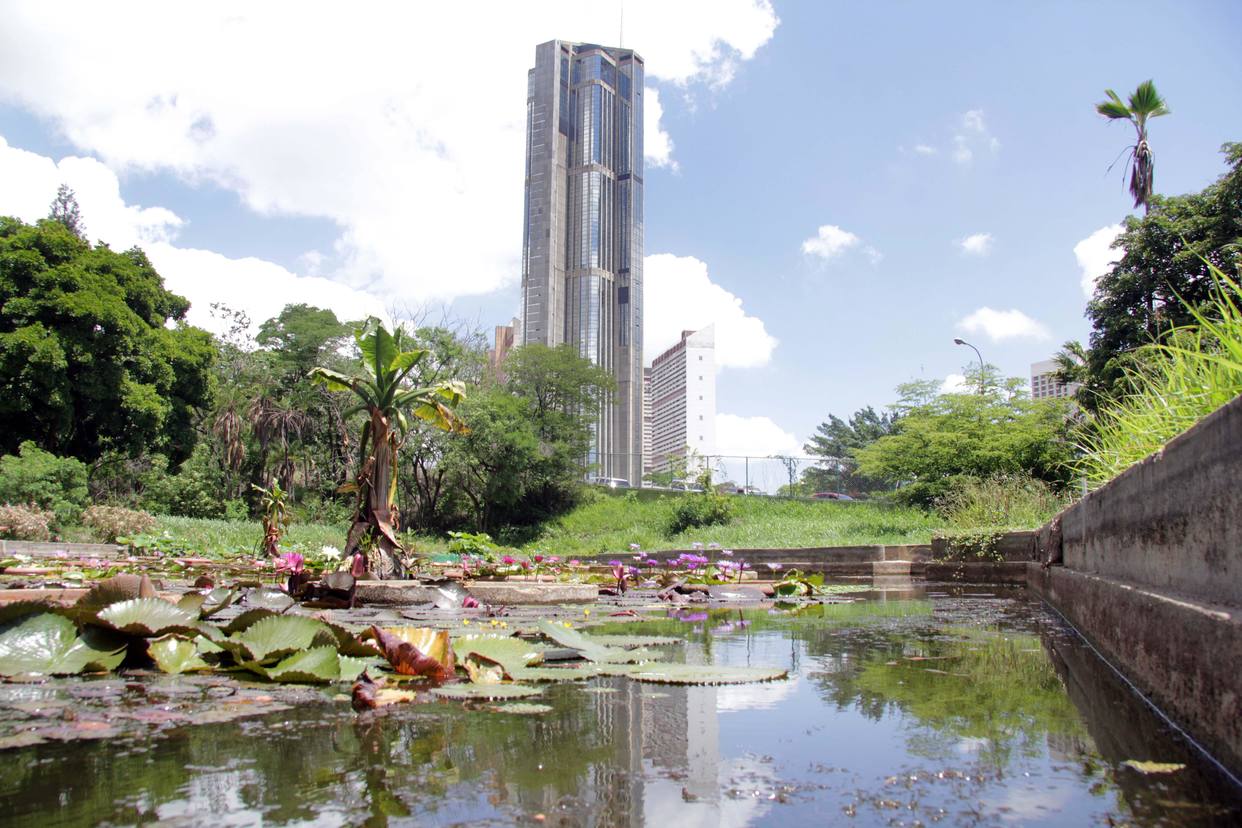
811,491,854,501
669,479,704,493
591,477,631,490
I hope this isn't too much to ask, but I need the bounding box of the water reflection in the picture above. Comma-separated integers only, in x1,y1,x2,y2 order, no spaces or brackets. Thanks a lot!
1,594,1239,826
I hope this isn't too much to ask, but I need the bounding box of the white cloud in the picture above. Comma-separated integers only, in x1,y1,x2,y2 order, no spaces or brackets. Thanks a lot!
1074,224,1124,298
644,253,776,369
913,144,937,156
940,373,969,394
0,1,778,305
643,87,677,170
958,307,1051,342
0,136,386,336
952,109,999,165
801,224,862,260
715,413,800,457
958,232,993,256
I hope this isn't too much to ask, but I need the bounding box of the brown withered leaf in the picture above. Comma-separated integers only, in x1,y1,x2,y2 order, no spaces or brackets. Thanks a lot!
369,625,455,680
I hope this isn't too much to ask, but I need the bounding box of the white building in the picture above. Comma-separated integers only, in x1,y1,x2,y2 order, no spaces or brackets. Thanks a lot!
1030,358,1080,400
641,368,653,475
648,327,716,473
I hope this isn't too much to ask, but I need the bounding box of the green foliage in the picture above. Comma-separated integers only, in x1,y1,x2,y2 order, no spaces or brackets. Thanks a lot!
446,530,503,560
854,372,1075,506
936,474,1067,531
0,441,88,525
1084,143,1242,406
0,503,55,541
664,489,734,536
802,405,895,494
0,217,216,463
1078,266,1242,487
255,304,351,380
81,505,156,543
1095,80,1170,210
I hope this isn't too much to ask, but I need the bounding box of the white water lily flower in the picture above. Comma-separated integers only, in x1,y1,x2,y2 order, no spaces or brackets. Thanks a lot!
320,545,342,561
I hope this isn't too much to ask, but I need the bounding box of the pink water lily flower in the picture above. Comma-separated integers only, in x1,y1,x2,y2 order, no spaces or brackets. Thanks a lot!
275,551,305,574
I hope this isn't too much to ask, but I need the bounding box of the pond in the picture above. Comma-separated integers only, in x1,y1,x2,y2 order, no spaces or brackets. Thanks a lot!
1,586,1239,826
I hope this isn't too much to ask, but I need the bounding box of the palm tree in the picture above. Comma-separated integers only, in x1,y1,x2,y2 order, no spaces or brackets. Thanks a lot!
1052,340,1089,387
311,318,465,578
1096,80,1170,212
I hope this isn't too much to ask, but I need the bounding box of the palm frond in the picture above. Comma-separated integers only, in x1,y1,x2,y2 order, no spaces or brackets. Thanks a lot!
1129,80,1170,118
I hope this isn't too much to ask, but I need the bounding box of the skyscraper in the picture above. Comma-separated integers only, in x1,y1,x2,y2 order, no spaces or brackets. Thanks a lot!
521,40,645,483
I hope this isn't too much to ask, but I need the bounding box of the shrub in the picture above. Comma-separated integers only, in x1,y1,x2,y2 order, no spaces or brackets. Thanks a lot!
82,505,157,543
665,491,734,536
936,474,1067,531
1078,266,1242,488
0,503,55,541
0,442,88,526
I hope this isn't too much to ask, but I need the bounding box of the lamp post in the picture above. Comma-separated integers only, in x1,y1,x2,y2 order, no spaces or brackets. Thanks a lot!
953,338,985,394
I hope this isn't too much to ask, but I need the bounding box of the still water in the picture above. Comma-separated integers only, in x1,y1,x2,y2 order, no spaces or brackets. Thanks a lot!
2,587,1239,826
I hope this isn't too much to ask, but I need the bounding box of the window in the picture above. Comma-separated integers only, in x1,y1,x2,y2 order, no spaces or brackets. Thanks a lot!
698,355,703,361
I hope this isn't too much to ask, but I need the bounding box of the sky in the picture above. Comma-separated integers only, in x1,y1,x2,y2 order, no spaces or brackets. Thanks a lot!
2,0,1241,461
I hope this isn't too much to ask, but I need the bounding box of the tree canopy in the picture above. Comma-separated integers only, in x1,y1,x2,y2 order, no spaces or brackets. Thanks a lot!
0,217,215,463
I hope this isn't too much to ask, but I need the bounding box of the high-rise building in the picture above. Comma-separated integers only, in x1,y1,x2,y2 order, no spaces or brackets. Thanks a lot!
1030,358,1080,401
641,368,653,476
521,40,645,483
648,327,716,474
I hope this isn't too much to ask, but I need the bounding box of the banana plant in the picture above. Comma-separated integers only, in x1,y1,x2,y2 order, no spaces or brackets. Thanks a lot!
310,318,465,578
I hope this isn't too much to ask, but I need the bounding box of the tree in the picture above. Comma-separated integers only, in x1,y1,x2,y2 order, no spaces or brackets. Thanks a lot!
0,217,215,463
1096,80,1170,212
854,374,1074,506
48,184,86,239
1083,143,1242,405
256,304,351,382
802,405,896,494
310,317,465,577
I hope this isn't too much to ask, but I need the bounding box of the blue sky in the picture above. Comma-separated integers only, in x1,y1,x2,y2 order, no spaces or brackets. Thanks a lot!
1,1,1240,458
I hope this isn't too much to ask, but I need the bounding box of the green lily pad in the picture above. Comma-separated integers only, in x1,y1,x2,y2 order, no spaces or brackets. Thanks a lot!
0,612,127,676
338,655,382,683
488,702,553,715
430,683,543,701
509,665,599,682
463,653,506,684
199,588,238,618
0,600,63,626
229,615,335,663
623,664,788,685
223,608,279,634
321,620,382,658
243,588,295,613
176,593,206,615
148,636,212,674
72,574,148,620
584,634,683,648
97,598,201,637
256,646,341,683
536,620,660,664
454,635,546,675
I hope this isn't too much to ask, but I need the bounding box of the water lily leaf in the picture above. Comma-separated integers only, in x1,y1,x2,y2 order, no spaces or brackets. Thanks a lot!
537,620,657,663
243,588,295,613
371,626,455,680
71,574,147,621
453,635,545,675
430,683,542,701
0,600,63,626
232,615,335,663
489,702,553,714
624,664,788,685
97,598,201,637
584,634,682,648
0,613,127,676
338,655,382,683
321,620,382,658
352,681,418,709
195,635,225,655
148,635,211,674
463,653,505,684
257,646,341,683
1123,760,1186,774
509,665,599,682
176,593,206,615
223,608,279,634
199,588,238,618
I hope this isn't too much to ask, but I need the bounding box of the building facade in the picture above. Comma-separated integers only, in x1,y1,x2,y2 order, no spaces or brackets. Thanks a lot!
520,40,645,483
641,367,653,476
648,327,716,474
1030,358,1080,401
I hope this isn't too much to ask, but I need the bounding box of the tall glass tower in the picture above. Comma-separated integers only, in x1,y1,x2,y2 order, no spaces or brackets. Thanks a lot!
521,40,645,484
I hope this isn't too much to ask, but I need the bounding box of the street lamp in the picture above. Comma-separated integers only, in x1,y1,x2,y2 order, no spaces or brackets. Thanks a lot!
953,338,985,394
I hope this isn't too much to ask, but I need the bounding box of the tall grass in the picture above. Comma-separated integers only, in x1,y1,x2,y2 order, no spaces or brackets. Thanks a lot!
1078,265,1242,488
936,474,1068,530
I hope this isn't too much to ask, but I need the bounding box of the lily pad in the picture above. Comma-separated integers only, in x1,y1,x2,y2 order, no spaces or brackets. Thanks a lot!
0,600,63,626
72,574,148,619
97,598,201,637
223,608,279,634
431,683,543,701
463,653,505,684
489,702,553,715
537,620,660,664
624,664,788,685
453,635,546,675
199,588,238,618
243,588,295,613
256,646,341,683
1123,760,1186,774
321,619,382,658
584,634,682,648
509,665,599,682
338,655,381,683
229,615,335,663
0,612,127,676
176,592,206,615
148,636,212,674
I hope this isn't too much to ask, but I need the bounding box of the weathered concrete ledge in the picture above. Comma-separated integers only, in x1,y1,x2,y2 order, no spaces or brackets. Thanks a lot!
580,543,932,570
923,561,1029,584
1030,563,1242,773
0,540,126,558
931,531,1035,562
351,580,598,606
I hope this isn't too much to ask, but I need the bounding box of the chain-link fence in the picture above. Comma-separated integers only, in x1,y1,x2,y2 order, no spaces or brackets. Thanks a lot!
593,453,892,498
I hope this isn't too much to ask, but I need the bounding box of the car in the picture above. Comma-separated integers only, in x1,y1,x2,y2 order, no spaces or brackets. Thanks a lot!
669,479,704,493
592,477,631,490
811,491,854,501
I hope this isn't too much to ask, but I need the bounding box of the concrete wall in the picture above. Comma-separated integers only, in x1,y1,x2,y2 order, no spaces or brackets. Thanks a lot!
1053,393,1242,606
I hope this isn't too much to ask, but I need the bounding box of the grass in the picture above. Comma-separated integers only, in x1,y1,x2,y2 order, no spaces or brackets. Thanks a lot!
148,515,353,557
514,492,941,556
